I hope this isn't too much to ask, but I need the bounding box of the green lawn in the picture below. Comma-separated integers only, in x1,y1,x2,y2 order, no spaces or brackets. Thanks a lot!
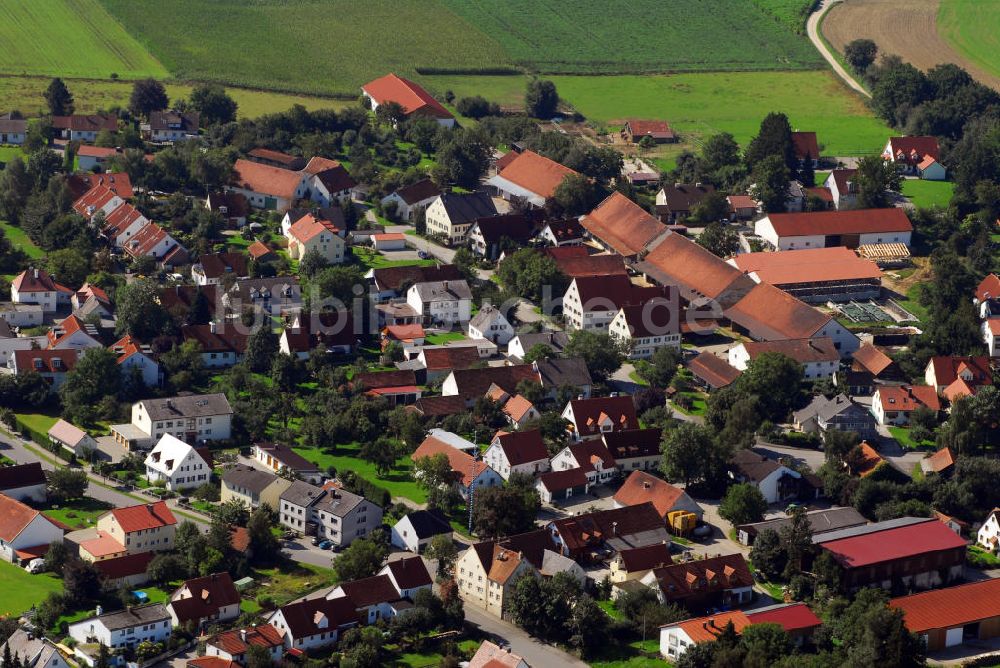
424,331,467,345
0,146,26,164
888,426,935,450
15,412,59,434
1,221,44,259
900,179,955,209
293,443,427,504
938,0,1000,81
671,392,707,417
41,498,113,530
896,284,930,326
0,560,62,617
590,639,664,668
969,545,1000,569
253,562,338,605
350,247,435,270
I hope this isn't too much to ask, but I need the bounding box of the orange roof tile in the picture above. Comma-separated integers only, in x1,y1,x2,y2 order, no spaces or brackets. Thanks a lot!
110,501,177,533
731,247,882,286
580,192,668,257
362,73,453,120
232,158,302,200
891,578,1000,634
613,470,688,518
496,150,577,200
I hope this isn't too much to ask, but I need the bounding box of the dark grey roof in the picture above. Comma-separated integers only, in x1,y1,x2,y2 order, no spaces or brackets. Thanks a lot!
657,183,715,213
739,507,867,540
141,393,233,421
399,509,452,539
438,191,497,225
412,280,472,302
148,111,199,133
280,480,324,508
81,603,171,631
229,277,301,303
512,331,570,354
811,516,932,545
312,488,366,518
395,179,440,205
533,357,592,389
222,465,279,493
469,305,507,331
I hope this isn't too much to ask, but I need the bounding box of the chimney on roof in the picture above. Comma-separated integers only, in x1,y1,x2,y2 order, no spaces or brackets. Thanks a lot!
209,321,217,334
695,182,702,188
240,629,247,643
612,521,618,536
33,268,38,279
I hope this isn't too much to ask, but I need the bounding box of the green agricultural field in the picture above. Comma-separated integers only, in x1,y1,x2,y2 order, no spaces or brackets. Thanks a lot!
752,0,817,33
0,0,167,79
0,560,62,617
938,0,1000,80
444,0,821,74
901,179,955,209
98,0,508,97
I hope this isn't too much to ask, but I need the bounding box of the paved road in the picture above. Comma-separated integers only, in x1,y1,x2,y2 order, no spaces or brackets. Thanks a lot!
755,439,926,475
463,606,589,668
807,0,872,99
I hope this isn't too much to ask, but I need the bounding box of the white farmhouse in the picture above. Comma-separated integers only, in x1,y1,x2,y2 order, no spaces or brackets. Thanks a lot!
406,280,472,326
977,509,1000,553
728,337,839,380
609,303,681,359
68,604,172,655
467,305,513,345
483,430,550,480
144,434,212,491
423,191,497,245
380,179,439,222
0,494,64,564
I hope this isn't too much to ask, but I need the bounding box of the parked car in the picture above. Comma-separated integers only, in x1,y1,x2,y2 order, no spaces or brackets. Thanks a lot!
25,558,45,574
317,540,332,550
417,250,429,259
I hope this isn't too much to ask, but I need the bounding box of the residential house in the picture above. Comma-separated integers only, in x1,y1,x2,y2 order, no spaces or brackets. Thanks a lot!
328,575,408,625
0,631,71,668
285,213,345,264
205,192,249,228
280,310,356,359
610,543,673,584
613,470,702,520
354,369,422,406
8,348,81,389
815,517,966,591
533,357,593,400
727,194,758,221
561,395,638,441
46,315,104,351
225,277,302,317
547,503,670,561
824,169,859,209
247,240,275,262
411,433,501,500
143,434,212,491
687,352,741,390
110,393,233,451
48,419,98,457
406,279,472,326
253,444,322,484
76,145,118,171
266,596,360,652
871,385,941,425
467,305,513,344
229,159,309,212
609,301,682,359
639,553,754,611
791,131,820,167
841,342,902,395
192,253,249,286
168,572,241,629
72,282,112,313
487,149,578,208
468,641,529,668
537,218,585,246
73,185,125,221
380,179,440,222
728,337,839,380
96,501,177,555
280,207,344,237
362,73,455,126
727,246,882,303
374,557,434,601
305,156,357,205
441,364,540,405
277,481,383,547
484,385,540,429
416,346,481,381
984,319,1000,358
0,493,64,563
729,449,804,504
550,439,618,487
390,510,452,553
68,604,172,656
52,113,117,141
484,430,550,480
92,552,155,589
924,355,992,397
507,331,569,361
882,136,944,179
110,334,160,387
143,110,199,142
660,603,821,661
921,447,956,477
181,322,248,369
0,302,43,328
423,191,498,245
755,208,913,250
535,468,590,504
123,222,189,267
0,116,26,145
580,192,668,259
622,119,676,143
468,212,540,259
0,463,46,503
736,506,867,546
205,625,284,665
890,578,1000,653
247,148,307,171
221,465,292,510
655,183,716,224
599,428,661,473
11,267,72,312
563,274,670,331
792,393,877,440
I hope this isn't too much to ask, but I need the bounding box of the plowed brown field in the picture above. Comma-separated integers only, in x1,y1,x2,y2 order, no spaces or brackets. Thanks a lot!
821,0,1000,91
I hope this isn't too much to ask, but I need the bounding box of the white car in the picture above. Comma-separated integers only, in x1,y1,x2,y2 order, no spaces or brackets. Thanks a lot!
25,558,45,574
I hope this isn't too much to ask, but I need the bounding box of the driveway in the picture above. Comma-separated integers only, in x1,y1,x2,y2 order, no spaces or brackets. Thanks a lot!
806,0,871,98
463,606,589,668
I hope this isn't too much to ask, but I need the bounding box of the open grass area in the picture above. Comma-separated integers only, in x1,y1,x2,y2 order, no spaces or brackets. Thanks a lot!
900,179,955,209
350,247,435,270
0,0,167,79
938,0,1000,81
293,443,427,504
443,0,820,74
589,639,664,668
15,412,59,435
1,221,44,259
888,426,935,450
40,498,113,530
672,392,708,417
0,560,62,617
0,146,26,164
424,331,467,345
896,283,930,327
253,561,338,604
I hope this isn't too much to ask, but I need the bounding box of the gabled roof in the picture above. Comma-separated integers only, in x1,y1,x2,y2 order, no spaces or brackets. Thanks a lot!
469,640,528,668
420,346,481,372
140,393,233,420
730,246,882,286
303,157,356,193
196,252,248,280
567,440,616,471
625,119,675,139
436,191,498,225
928,355,992,388
447,364,540,398
410,395,467,417
615,301,680,339
181,323,248,354
208,624,284,655
738,507,867,541
723,282,832,341
549,252,628,279
354,369,418,391
69,172,133,199
398,509,451,540
492,430,549,466
170,572,241,624
109,501,177,533
411,436,494,487
52,113,117,132
976,274,1000,302
791,131,819,160
288,213,339,243
657,183,716,213
372,264,464,292
886,136,940,163
77,145,117,158
687,352,741,389
247,148,305,168
649,553,753,602
820,518,966,568
542,218,585,242
581,192,668,257
852,343,895,376
565,395,638,436
765,208,913,237
337,574,401,608
411,279,473,302
281,310,355,352
222,464,279,494
362,73,453,120
613,470,691,519
393,179,440,205
258,444,320,473
549,502,663,552
383,555,432,589
94,551,155,581
272,595,360,639
232,158,302,200
876,385,941,413
495,150,577,200
730,449,788,483
247,240,274,259
470,213,539,247
538,467,589,493
617,543,673,572
851,442,886,478
149,110,199,133
12,268,59,293
571,275,666,312
207,191,250,218
12,348,81,374
48,419,90,447
890,578,1000,634
0,493,60,541
741,337,839,364
602,429,661,461
639,231,752,304
922,447,955,475
533,357,592,389
72,185,120,218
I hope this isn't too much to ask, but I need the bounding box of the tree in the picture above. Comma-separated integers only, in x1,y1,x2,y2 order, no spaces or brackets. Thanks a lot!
452,247,478,282
374,101,405,127
60,347,122,424
660,422,717,488
749,154,791,213
44,78,74,116
333,536,388,582
696,221,740,258
741,624,792,667
147,553,186,583
189,84,237,125
426,533,458,577
63,558,102,606
854,154,902,208
824,428,860,464
638,345,680,388
525,80,559,119
744,112,795,171
563,329,627,382
749,528,786,580
48,468,88,502
778,505,813,578
129,79,169,117
245,644,273,668
702,132,741,176
115,279,171,339
496,247,568,303
298,248,328,278
433,130,491,189
455,96,500,119
44,540,69,573
719,483,768,526
735,352,804,422
244,324,278,373
832,588,925,667
359,437,397,477
471,473,541,538
566,595,608,658
550,173,604,217
844,39,878,72
45,248,90,287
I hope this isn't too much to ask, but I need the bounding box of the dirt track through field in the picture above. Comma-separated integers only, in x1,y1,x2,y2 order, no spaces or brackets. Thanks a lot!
822,0,1000,91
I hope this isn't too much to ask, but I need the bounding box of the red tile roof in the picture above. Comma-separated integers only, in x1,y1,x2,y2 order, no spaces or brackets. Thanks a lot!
248,148,303,167
111,501,177,533
94,551,155,581
362,73,453,120
581,192,668,257
209,624,284,655
550,253,628,279
103,203,146,238
412,436,493,487
650,553,754,603
232,158,302,200
876,385,941,413
52,113,117,132
303,157,356,193
12,268,60,293
77,145,117,158
13,348,80,374
538,467,589,492
288,213,337,243
852,442,886,478
821,519,966,569
922,447,955,474
625,119,675,140
421,346,482,372
71,172,133,198
851,343,894,376
196,252,248,280
493,430,549,466
640,232,750,303
887,136,940,164
383,323,425,342
110,334,147,364
742,337,839,364
688,352,741,389
928,355,992,388
566,395,638,437
732,247,882,286
247,240,274,260
613,471,689,519
723,282,832,341
496,150,577,200
890,578,1000,634
170,572,241,625
746,602,823,632
976,274,1000,302
791,131,820,161
0,494,60,541
766,208,913,237
617,543,673,572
